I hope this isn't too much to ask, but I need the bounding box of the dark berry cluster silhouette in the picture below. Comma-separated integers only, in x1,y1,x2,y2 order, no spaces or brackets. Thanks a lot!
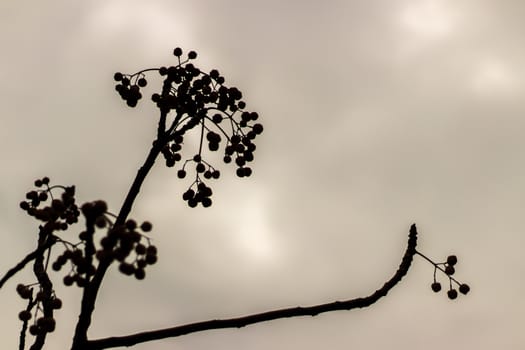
416,251,471,300
14,177,157,343
113,47,263,207
16,283,61,336
3,48,473,350
19,177,80,234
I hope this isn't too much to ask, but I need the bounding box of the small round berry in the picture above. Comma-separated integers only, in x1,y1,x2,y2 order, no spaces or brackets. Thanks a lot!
241,112,251,121
447,289,458,300
431,282,441,293
137,259,147,269
173,47,183,57
135,243,147,255
34,179,43,187
140,221,152,232
51,298,63,310
212,170,220,179
19,310,32,321
193,154,202,162
114,72,123,81
236,168,245,178
137,78,147,87
445,265,455,276
459,283,470,295
125,219,137,230
446,255,458,266
134,268,146,280
188,51,197,59
183,189,195,201
52,261,62,271
253,123,263,134
119,262,135,276
223,155,232,164
202,197,212,207
209,142,219,151
145,254,158,265
146,245,157,255
196,163,206,173
63,275,74,286
41,177,50,185
95,216,106,228
29,324,40,336
212,114,223,123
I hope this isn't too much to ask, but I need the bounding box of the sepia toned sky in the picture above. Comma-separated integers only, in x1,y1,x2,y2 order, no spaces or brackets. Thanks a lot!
1,0,524,349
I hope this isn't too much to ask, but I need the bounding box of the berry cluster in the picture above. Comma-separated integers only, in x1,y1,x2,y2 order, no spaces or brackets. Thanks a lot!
114,47,263,207
97,218,157,281
19,177,79,235
16,284,62,335
114,72,147,107
182,181,213,208
425,254,471,300
53,248,95,288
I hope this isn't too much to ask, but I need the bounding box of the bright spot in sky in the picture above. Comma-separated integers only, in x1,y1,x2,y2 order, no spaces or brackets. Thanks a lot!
84,1,191,52
470,58,519,95
233,196,278,264
399,0,456,39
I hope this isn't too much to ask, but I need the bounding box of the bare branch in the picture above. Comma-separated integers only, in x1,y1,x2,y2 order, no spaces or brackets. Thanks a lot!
88,224,418,349
0,236,56,290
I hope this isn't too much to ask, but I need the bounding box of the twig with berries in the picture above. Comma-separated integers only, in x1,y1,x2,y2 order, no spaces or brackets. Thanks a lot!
416,250,471,300
113,47,263,208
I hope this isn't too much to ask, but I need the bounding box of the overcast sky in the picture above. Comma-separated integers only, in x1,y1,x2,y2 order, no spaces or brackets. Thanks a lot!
1,0,524,349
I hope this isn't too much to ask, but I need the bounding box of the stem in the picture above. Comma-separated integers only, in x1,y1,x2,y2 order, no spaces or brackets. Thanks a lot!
415,250,462,286
70,138,163,350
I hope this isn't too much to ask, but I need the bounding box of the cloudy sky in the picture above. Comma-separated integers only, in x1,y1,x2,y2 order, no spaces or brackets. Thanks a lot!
1,0,524,349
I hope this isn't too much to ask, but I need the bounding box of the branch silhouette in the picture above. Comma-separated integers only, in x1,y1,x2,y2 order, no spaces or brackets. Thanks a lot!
5,48,470,350
87,225,418,349
0,236,56,290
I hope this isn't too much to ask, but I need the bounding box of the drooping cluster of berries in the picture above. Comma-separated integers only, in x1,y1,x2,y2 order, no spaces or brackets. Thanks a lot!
427,254,471,300
19,177,79,235
114,47,263,207
49,200,157,284
114,72,147,107
16,284,62,335
96,217,157,281
53,247,95,288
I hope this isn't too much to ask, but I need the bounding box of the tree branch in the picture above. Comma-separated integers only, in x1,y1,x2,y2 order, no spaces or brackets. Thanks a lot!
0,235,57,290
88,224,419,349
70,142,163,350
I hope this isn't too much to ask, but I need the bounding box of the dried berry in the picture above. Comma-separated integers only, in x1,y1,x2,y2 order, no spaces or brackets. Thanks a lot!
18,310,32,321
447,289,458,300
431,282,441,293
446,255,458,266
459,284,470,295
